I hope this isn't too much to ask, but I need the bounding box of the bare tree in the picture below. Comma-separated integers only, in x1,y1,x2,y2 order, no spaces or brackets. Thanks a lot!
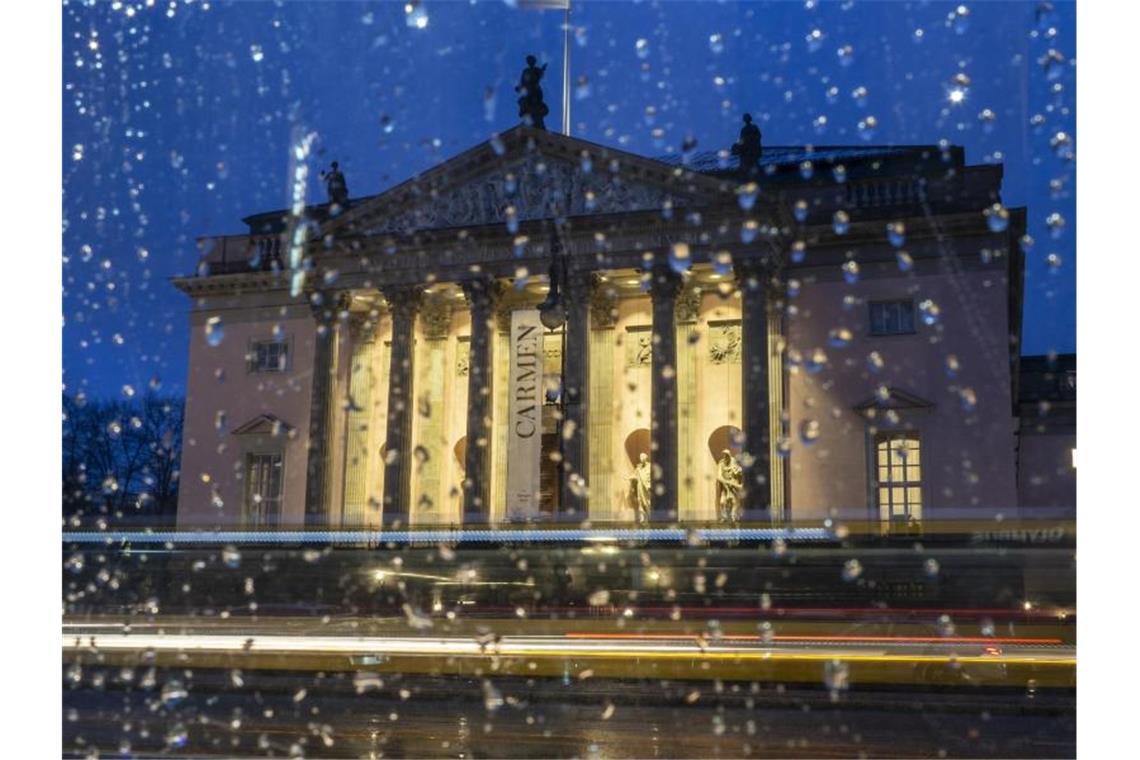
62,394,184,526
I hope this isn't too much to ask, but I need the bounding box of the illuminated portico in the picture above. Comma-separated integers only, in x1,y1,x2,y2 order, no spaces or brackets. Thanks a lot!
174,127,1028,530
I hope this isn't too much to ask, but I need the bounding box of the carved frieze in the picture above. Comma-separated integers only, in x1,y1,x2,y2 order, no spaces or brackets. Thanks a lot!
625,325,653,368
675,286,702,325
708,320,742,365
361,154,682,236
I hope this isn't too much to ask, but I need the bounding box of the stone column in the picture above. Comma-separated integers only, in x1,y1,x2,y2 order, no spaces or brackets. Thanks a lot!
491,296,513,523
736,257,777,517
341,315,377,528
675,285,701,522
461,276,497,524
649,263,682,522
379,286,421,528
304,291,348,527
415,295,451,524
559,269,593,518
587,278,618,522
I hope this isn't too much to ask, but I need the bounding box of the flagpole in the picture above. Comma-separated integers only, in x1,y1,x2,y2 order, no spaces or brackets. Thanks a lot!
561,2,571,135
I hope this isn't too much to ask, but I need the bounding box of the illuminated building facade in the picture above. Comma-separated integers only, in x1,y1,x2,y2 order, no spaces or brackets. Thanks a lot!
174,126,1033,529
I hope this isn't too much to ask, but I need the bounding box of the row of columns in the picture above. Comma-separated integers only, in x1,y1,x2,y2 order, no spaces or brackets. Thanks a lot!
304,256,781,528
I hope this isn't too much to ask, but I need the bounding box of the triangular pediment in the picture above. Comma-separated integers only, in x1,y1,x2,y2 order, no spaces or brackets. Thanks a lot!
323,126,734,237
231,414,294,437
853,387,935,412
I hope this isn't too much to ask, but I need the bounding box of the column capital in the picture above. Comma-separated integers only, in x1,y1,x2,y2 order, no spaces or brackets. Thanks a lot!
648,263,684,302
308,289,351,324
419,296,452,341
460,275,499,310
589,276,619,330
380,285,423,318
675,285,702,325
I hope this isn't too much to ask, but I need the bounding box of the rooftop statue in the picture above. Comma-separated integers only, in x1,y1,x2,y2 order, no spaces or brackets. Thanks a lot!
516,55,549,131
322,161,349,210
731,113,762,177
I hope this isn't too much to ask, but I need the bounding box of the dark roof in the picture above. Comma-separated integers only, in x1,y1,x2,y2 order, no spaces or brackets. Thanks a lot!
656,144,963,181
1019,354,1076,403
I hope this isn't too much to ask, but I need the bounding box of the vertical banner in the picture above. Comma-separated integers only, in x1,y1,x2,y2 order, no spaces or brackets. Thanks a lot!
506,309,544,518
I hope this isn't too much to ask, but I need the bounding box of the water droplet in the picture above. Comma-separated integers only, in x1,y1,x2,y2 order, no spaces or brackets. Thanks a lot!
588,589,610,606
504,205,518,234
804,348,828,374
775,436,792,458
736,182,758,210
832,211,850,235
866,351,884,373
851,85,869,107
222,545,241,569
1046,252,1063,272
984,203,1010,232
165,723,189,749
959,387,977,412
841,559,863,581
827,328,852,349
799,419,821,445
836,44,855,66
712,250,733,276
924,558,941,577
793,199,809,223
708,33,724,54
1050,130,1073,159
831,164,847,183
799,161,814,180
938,613,956,637
824,659,850,692
161,679,188,707
568,473,589,498
204,316,224,347
574,74,591,101
945,354,960,377
635,38,650,59
842,260,860,284
786,279,801,298
950,4,970,34
886,222,906,248
857,115,878,140
1045,212,1066,239
918,299,940,326
791,240,807,263
740,219,759,243
669,242,691,274
66,553,85,574
896,251,914,272
979,618,996,637
404,1,429,29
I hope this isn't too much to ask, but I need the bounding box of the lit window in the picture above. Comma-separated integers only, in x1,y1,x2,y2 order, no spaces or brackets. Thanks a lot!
245,453,283,527
868,300,916,336
249,339,289,373
874,432,922,526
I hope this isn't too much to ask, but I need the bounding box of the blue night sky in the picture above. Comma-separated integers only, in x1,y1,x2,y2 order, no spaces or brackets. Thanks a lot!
62,0,1075,399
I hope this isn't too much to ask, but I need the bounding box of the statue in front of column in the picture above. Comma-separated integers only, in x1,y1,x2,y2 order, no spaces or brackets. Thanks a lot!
731,113,762,177
716,450,743,523
516,55,549,130
322,161,349,210
628,452,652,524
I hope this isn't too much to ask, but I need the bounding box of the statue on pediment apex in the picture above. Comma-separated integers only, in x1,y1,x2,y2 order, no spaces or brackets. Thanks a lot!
517,55,549,130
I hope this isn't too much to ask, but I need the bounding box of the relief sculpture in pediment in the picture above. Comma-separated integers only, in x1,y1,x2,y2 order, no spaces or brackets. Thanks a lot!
362,155,684,235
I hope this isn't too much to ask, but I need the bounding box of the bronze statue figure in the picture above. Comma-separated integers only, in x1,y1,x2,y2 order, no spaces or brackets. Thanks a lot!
629,452,652,524
322,161,349,209
516,55,550,130
731,113,762,176
716,449,743,523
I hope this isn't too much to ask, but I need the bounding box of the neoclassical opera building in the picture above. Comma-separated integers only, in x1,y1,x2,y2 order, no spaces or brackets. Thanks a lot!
174,125,1042,531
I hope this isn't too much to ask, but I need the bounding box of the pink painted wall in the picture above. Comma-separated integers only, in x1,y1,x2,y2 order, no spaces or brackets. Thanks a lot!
176,292,317,528
784,240,1019,523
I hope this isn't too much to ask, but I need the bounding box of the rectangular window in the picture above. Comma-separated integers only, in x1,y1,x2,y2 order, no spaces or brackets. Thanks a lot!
873,432,922,527
249,339,289,373
868,300,916,336
245,452,283,527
